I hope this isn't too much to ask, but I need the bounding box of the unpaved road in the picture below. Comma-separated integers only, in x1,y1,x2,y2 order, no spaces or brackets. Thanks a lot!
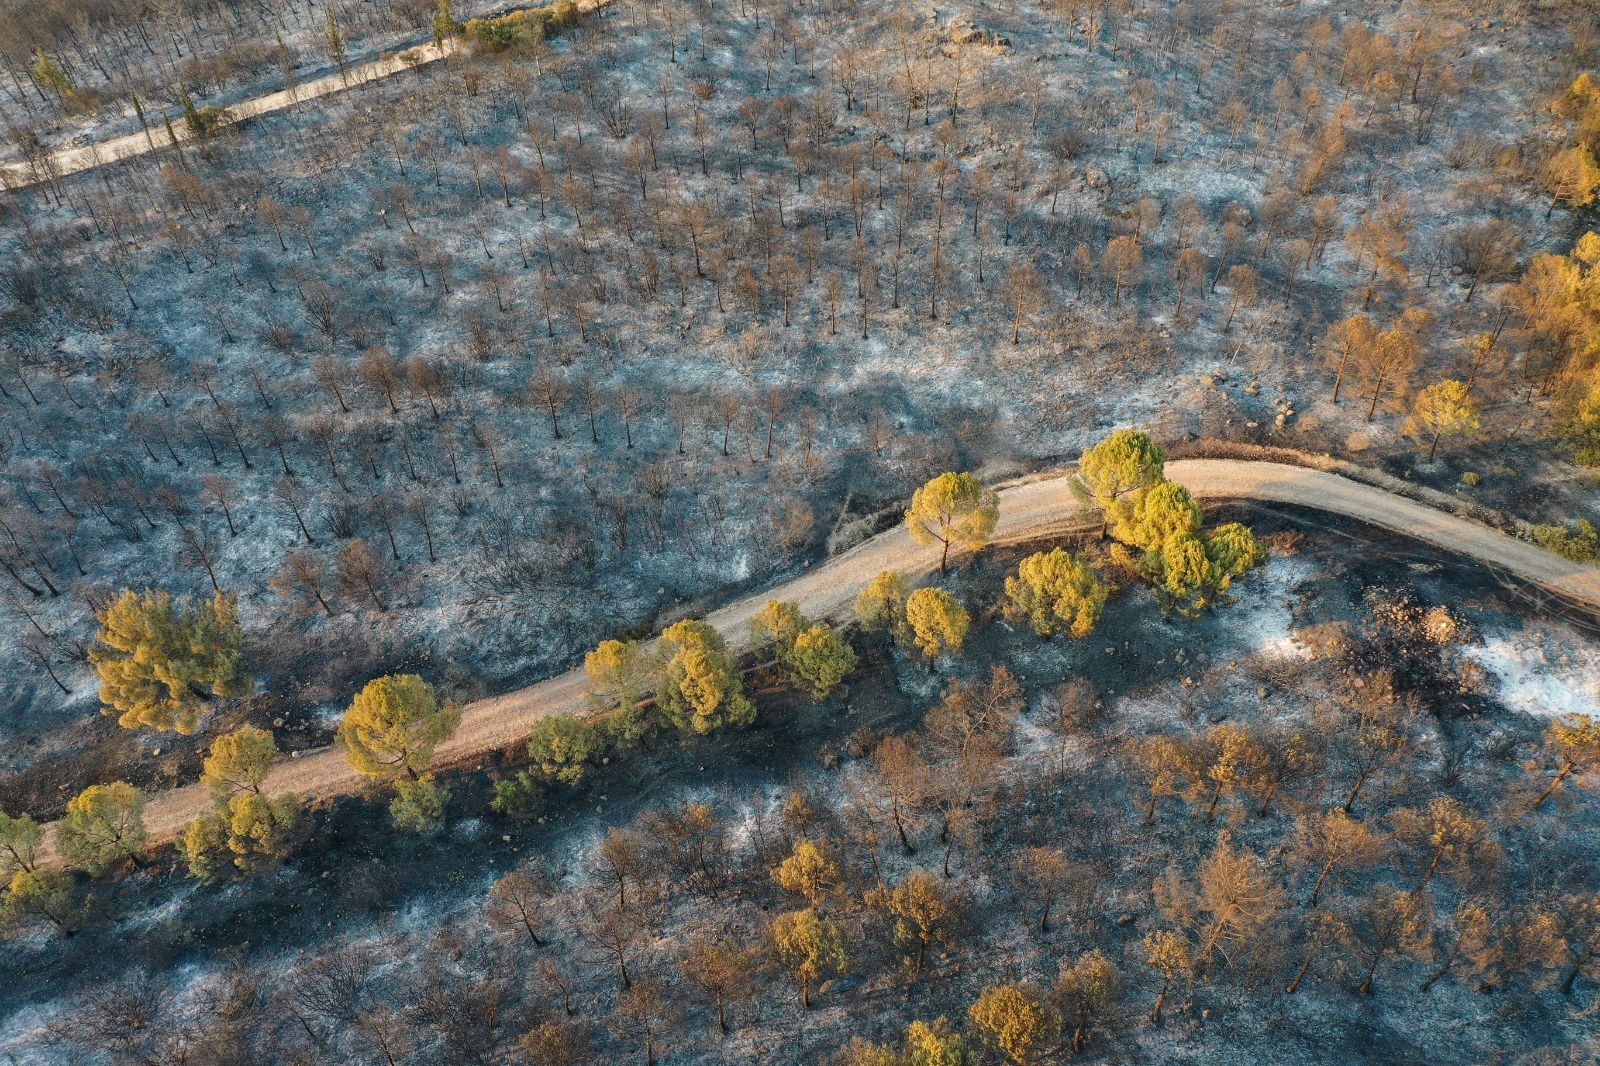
45,459,1600,858
0,0,611,190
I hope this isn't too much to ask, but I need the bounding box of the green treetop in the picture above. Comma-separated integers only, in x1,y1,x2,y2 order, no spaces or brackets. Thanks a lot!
1077,429,1166,538
89,589,252,734
905,472,1000,576
335,674,461,781
656,619,755,734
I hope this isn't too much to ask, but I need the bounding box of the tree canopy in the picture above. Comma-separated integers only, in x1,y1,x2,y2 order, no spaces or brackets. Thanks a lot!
335,674,462,781
905,587,971,660
656,619,755,733
905,472,1000,576
89,589,252,734
1003,548,1107,638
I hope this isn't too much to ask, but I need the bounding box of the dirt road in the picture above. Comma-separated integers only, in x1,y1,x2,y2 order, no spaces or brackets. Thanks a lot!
49,459,1600,857
0,0,612,190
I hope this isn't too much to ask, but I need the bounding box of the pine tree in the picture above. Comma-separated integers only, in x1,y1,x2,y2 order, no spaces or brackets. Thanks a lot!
1125,480,1202,551
904,587,970,660
1406,379,1480,461
1529,713,1600,811
325,7,348,76
655,620,754,734
783,624,858,698
772,838,840,906
585,639,652,742
89,589,252,734
0,811,42,877
180,792,300,881
335,674,461,781
904,472,999,576
1076,429,1165,538
31,50,73,103
855,570,912,642
56,782,145,875
1,868,82,935
1055,949,1119,1054
1002,548,1107,638
525,714,603,785
389,776,450,833
433,0,461,47
968,982,1060,1066
201,725,276,805
1139,930,1191,1025
182,726,301,881
1545,144,1600,218
863,871,963,974
771,908,849,1008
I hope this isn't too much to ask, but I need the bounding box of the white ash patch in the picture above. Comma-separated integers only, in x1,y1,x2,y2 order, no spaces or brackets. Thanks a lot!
1464,623,1600,719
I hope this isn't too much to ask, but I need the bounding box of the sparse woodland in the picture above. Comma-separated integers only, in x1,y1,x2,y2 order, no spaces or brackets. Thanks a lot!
2,0,1600,1059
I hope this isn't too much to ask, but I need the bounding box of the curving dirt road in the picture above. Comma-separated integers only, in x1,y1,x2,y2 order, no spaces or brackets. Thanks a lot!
43,459,1600,858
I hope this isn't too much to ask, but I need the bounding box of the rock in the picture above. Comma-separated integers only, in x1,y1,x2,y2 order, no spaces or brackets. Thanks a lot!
1245,381,1261,395
1084,165,1109,189
1246,420,1259,429
947,17,1010,49
1258,687,1269,698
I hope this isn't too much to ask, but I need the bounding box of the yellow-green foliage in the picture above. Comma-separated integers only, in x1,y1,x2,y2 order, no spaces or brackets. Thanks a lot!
584,637,652,741
904,587,970,660
0,812,42,878
1206,522,1269,578
464,0,580,51
1518,233,1600,392
335,674,462,780
903,1017,969,1065
855,570,912,641
1148,523,1268,616
1532,518,1600,562
1003,548,1107,638
390,775,450,833
1406,379,1480,459
771,907,849,1008
785,624,858,699
772,838,840,905
656,619,755,733
968,981,1061,1066
905,472,1000,573
32,50,72,100
1,868,81,936
89,589,251,734
1077,428,1166,537
751,601,857,698
525,714,602,785
201,725,277,806
181,792,300,881
56,783,145,876
1124,480,1202,551
749,599,807,655
1556,74,1600,154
